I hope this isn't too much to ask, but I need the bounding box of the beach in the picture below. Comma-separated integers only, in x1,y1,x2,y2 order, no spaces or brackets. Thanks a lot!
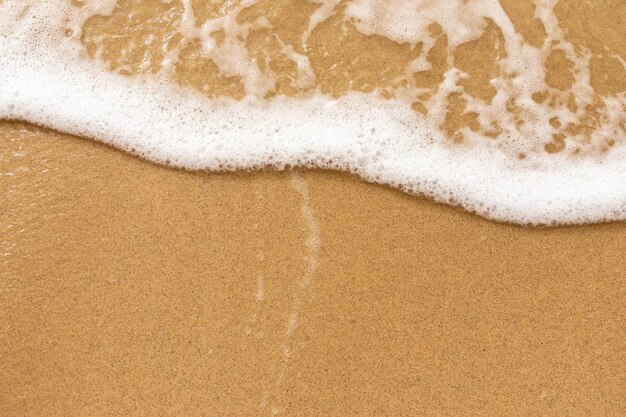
1,0,625,415
2,121,625,415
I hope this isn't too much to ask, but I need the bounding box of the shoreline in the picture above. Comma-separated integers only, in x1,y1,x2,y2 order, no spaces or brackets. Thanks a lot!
4,120,625,228
2,0,625,414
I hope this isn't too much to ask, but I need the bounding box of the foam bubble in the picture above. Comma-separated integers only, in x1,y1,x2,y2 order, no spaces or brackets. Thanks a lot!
0,1,625,225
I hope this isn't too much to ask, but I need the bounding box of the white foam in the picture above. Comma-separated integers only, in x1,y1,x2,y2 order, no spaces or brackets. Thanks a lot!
345,0,493,46
1,1,625,225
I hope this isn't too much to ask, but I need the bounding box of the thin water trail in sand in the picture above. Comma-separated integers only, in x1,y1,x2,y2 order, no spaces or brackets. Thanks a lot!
286,172,320,337
0,0,625,224
266,171,320,415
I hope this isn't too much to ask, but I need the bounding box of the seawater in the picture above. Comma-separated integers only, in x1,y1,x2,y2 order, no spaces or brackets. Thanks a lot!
0,0,625,224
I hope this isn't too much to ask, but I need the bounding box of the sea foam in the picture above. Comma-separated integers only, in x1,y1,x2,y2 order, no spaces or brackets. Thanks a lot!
1,0,625,225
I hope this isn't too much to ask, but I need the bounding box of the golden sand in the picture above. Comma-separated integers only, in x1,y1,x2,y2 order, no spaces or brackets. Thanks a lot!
2,122,625,415
1,0,626,415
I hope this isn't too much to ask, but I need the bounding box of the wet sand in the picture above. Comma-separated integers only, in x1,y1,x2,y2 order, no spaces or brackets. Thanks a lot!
1,121,625,416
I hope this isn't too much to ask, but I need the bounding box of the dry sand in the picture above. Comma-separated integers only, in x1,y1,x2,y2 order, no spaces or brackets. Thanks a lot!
1,0,626,416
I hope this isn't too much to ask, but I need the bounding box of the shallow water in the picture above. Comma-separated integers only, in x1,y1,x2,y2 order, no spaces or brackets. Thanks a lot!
1,0,625,223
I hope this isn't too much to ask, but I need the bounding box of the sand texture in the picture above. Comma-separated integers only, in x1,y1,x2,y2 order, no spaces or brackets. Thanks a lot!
2,123,625,416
